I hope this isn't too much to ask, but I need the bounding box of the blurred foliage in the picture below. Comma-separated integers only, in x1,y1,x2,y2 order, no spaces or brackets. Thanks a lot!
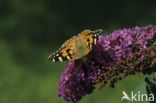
0,0,156,103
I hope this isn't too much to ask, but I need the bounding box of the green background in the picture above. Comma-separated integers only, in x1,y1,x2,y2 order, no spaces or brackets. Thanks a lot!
0,0,156,103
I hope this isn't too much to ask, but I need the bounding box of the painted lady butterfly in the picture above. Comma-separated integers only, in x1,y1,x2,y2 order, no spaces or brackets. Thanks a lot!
48,29,103,61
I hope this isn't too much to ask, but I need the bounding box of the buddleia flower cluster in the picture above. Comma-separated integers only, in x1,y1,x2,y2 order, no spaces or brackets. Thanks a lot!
57,25,156,103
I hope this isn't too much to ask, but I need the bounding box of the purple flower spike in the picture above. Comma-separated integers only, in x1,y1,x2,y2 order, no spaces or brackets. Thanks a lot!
57,25,156,103
57,60,95,103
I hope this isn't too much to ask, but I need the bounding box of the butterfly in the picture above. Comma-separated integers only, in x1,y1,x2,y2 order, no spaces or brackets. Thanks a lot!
48,29,103,61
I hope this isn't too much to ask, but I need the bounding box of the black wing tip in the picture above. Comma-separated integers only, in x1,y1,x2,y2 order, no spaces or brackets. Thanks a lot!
48,55,54,61
48,54,67,62
48,53,56,61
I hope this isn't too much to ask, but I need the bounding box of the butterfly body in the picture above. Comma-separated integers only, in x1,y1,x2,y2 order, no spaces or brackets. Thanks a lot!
48,29,103,61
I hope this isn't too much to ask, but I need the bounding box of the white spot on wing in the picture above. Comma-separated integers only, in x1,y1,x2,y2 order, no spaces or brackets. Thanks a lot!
94,39,97,44
58,57,63,61
52,59,55,61
67,56,70,60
